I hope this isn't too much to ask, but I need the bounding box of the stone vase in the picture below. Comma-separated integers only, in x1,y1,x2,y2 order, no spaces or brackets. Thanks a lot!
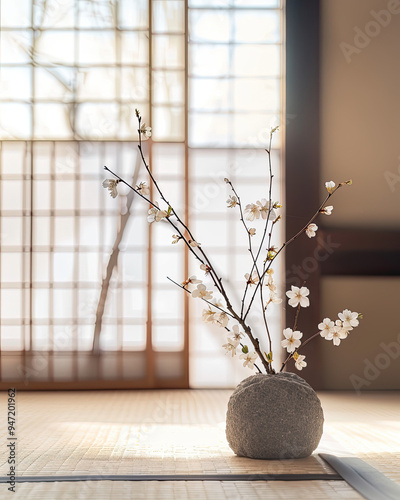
225,372,324,459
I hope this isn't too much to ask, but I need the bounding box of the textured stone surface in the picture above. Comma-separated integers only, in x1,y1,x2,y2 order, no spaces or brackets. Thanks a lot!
226,372,324,459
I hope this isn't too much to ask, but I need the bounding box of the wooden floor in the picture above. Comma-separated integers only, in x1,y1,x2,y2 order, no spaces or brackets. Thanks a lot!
0,390,399,499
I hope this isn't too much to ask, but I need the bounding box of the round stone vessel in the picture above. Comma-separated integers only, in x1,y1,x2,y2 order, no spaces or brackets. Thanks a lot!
226,372,324,459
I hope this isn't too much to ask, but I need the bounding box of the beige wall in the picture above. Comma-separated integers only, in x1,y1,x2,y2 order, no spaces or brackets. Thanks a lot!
321,0,400,229
320,277,400,390
320,0,400,389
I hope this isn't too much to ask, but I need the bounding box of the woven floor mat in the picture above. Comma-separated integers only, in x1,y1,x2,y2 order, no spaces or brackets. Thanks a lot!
0,390,399,499
8,480,363,500
3,390,335,477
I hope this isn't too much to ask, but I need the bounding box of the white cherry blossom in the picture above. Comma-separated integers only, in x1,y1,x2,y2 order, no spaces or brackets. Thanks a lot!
269,292,282,304
334,320,352,340
294,354,307,370
321,205,333,215
239,351,258,369
338,309,359,329
325,181,335,193
140,123,152,138
326,328,348,346
227,195,238,208
202,307,216,323
286,286,310,308
223,338,238,357
200,263,211,275
147,202,168,223
192,284,213,300
182,276,202,287
256,199,276,220
244,203,260,221
102,179,119,198
231,325,244,342
214,312,229,328
147,206,158,223
156,210,168,222
281,328,303,353
244,271,259,286
136,181,150,196
318,318,335,338
306,223,318,238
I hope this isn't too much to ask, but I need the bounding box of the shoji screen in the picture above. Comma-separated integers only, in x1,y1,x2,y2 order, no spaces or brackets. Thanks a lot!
0,0,283,388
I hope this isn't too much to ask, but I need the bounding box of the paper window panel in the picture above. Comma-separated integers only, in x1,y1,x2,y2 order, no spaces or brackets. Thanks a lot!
0,327,24,351
189,10,230,43
34,31,75,66
151,143,185,177
1,217,23,247
189,78,230,112
152,35,185,70
0,104,31,139
0,67,32,101
78,0,117,28
1,290,23,320
152,1,185,33
189,44,230,77
233,78,280,112
233,10,281,43
33,180,51,212
153,71,185,106
118,0,149,29
152,106,185,142
76,68,117,101
233,44,280,77
152,324,184,351
33,0,75,28
120,68,150,101
120,32,149,65
122,324,147,350
1,0,32,27
34,104,74,140
32,252,51,282
0,31,33,64
77,31,116,65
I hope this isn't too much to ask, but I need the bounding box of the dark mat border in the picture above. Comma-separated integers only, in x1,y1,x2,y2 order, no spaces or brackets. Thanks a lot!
0,473,341,483
2,453,399,500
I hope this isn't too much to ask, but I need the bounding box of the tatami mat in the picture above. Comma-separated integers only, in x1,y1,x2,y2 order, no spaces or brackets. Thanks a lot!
0,389,399,499
8,480,362,500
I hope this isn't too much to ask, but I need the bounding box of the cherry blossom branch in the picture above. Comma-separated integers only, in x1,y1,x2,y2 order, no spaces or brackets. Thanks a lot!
243,182,348,321
168,277,269,373
104,166,205,265
225,133,277,357
226,180,263,314
239,134,275,319
292,302,302,332
136,116,227,300
280,330,321,372
236,319,271,373
105,163,226,302
166,277,236,320
258,281,273,361
257,137,276,356
105,134,270,373
223,326,262,374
